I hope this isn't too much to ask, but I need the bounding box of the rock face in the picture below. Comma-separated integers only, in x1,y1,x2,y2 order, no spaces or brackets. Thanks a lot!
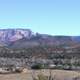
0,29,80,48
0,29,33,43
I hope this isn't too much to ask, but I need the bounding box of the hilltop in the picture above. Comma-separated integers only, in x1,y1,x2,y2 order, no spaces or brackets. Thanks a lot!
0,29,80,49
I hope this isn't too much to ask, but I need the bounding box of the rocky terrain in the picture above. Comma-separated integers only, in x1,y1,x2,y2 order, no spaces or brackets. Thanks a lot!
0,29,80,49
0,29,80,70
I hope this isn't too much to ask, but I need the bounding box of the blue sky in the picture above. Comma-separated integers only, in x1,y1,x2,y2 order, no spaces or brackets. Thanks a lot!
0,0,80,35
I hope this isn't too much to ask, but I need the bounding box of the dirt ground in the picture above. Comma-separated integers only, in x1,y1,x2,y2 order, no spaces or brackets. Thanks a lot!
0,70,80,80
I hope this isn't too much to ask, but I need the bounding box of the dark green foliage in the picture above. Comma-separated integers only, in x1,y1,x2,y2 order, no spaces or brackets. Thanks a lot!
31,64,44,69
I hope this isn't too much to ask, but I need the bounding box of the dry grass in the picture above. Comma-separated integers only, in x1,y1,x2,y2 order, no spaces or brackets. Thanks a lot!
0,69,80,80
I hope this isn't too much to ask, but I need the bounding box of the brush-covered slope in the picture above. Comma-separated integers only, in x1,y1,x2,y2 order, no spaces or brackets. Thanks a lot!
0,29,79,49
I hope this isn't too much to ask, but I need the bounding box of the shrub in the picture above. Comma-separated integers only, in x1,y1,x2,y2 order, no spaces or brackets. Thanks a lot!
15,67,23,73
32,73,55,80
31,64,44,69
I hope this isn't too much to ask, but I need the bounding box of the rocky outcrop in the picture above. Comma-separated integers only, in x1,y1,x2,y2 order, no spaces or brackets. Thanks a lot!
0,29,80,48
0,29,33,43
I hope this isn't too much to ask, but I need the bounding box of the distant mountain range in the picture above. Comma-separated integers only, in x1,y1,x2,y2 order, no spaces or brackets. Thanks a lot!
0,29,80,49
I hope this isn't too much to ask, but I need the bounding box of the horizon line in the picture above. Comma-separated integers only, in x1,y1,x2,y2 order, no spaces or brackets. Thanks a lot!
0,28,80,36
